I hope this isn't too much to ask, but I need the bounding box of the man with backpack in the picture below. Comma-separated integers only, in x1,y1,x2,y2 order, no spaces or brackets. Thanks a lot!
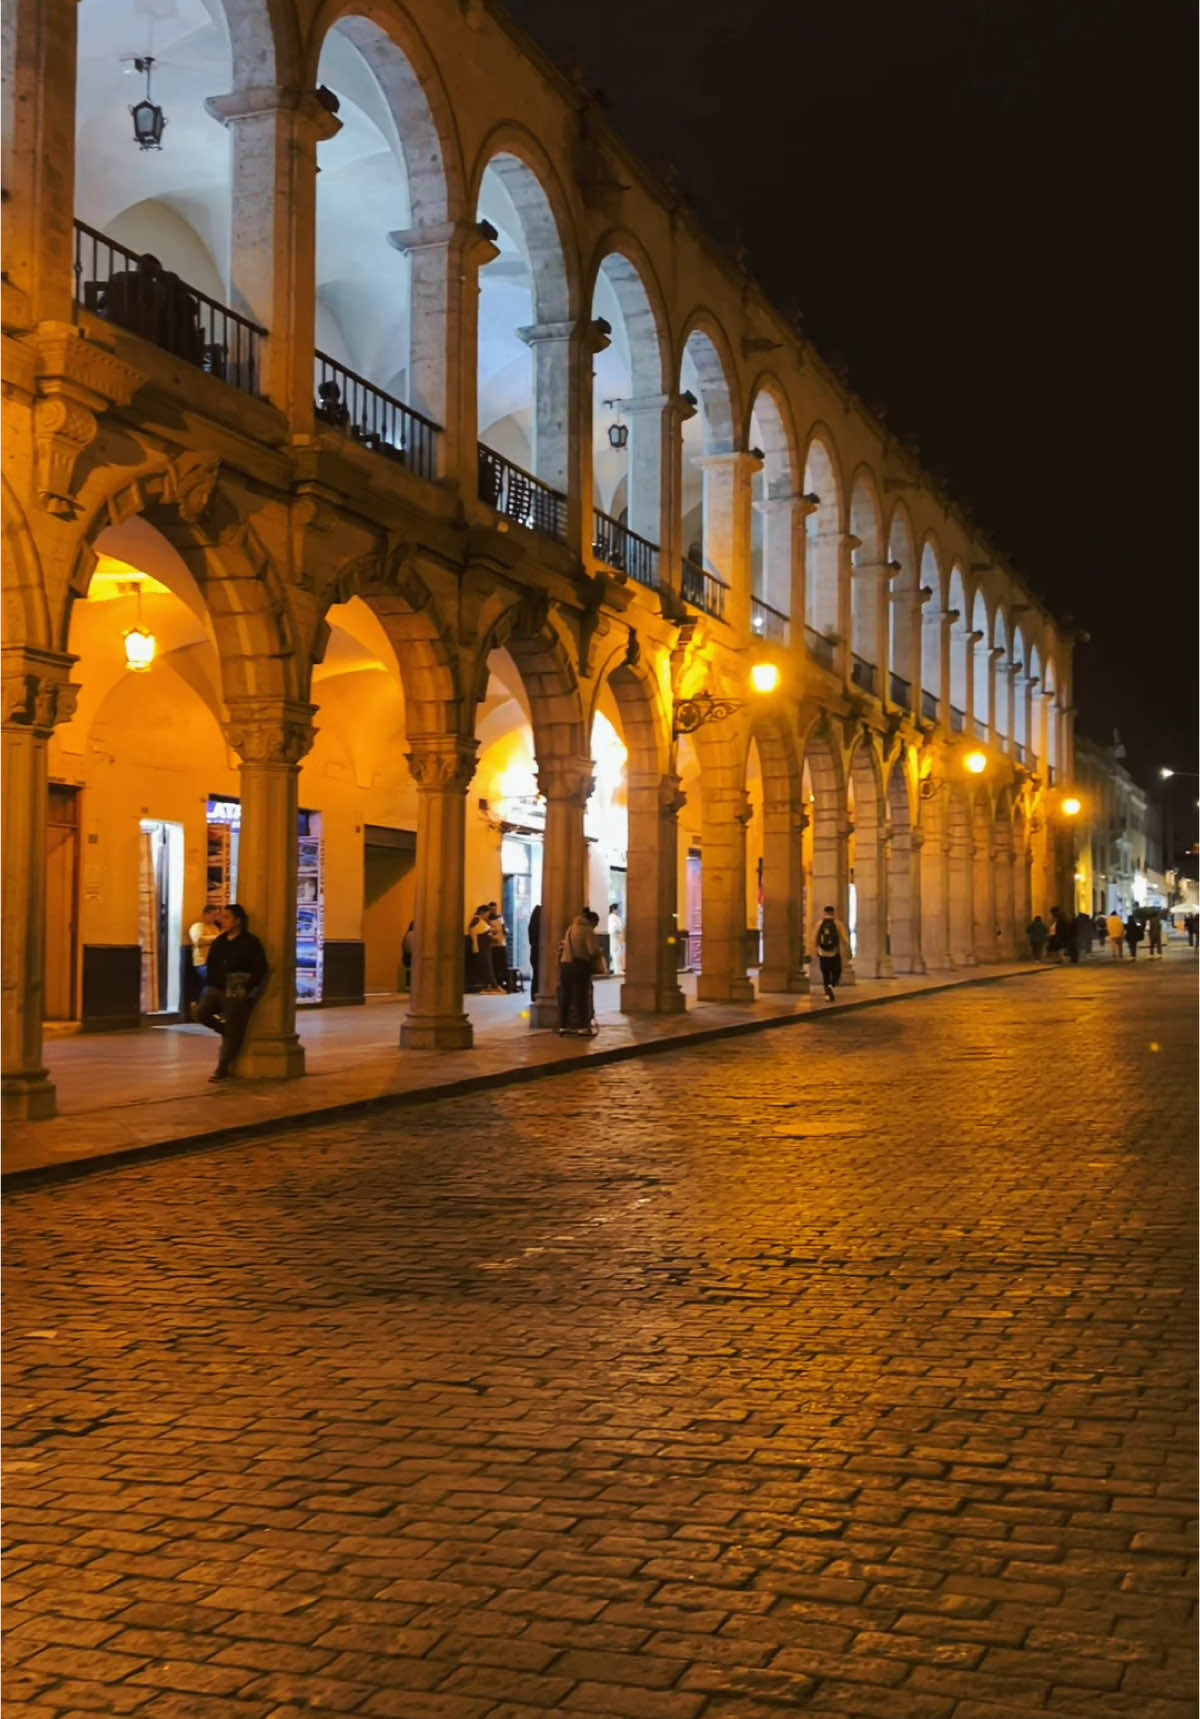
814,904,850,1002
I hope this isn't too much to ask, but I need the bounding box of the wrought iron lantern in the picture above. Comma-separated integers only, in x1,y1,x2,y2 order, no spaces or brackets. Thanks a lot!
130,57,166,150
607,420,628,449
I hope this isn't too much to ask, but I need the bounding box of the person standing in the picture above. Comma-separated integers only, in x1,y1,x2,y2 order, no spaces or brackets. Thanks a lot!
558,908,601,1035
1187,914,1197,949
1124,912,1143,961
528,904,541,991
187,905,221,1006
190,903,268,1082
487,902,509,991
1105,908,1125,959
814,904,850,1002
607,902,625,977
1146,911,1163,959
401,921,415,990
466,906,492,992
1026,914,1048,960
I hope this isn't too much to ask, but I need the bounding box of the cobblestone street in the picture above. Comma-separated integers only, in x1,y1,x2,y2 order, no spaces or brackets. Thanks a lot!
4,961,1197,1719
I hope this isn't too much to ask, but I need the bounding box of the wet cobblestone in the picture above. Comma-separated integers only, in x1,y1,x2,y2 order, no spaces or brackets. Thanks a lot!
3,962,1197,1717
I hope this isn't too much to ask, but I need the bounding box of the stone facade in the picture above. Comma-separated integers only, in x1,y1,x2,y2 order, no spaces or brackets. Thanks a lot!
1074,735,1150,917
1,0,1077,1119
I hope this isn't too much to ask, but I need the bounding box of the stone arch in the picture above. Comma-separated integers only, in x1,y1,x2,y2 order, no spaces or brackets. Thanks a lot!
232,0,298,85
946,782,974,963
992,785,1018,956
886,501,918,707
588,635,671,782
919,533,943,719
885,747,920,972
800,711,848,981
801,425,845,644
747,377,798,626
474,129,578,489
992,606,1011,746
1028,641,1044,770
970,587,991,735
747,708,805,992
848,732,887,975
1012,623,1030,757
1041,648,1060,779
330,552,461,739
679,317,739,584
848,466,885,686
947,563,968,727
472,599,586,767
1,477,52,651
67,464,302,705
589,241,670,547
971,787,996,959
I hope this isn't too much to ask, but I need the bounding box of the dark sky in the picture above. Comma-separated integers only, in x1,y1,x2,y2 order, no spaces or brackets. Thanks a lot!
504,0,1196,790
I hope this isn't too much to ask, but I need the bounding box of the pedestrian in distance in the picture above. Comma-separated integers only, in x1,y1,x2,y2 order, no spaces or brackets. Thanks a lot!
487,901,509,991
558,908,602,1035
1186,914,1197,949
1065,909,1081,964
1046,906,1065,962
1026,914,1048,960
401,921,415,990
1146,911,1163,959
1124,912,1143,961
528,903,541,992
814,904,850,1002
465,905,492,992
1106,908,1125,959
186,904,221,1007
607,902,625,977
1093,911,1109,947
190,903,268,1082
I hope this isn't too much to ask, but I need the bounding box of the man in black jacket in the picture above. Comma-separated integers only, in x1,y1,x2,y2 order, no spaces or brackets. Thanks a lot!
190,903,269,1081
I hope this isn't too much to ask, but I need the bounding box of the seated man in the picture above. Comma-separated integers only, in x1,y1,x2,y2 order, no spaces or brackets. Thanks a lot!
190,903,268,1082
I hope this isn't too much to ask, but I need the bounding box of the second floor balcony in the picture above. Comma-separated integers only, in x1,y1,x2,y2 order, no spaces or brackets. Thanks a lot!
478,446,567,543
593,511,660,591
750,596,790,645
682,556,729,622
315,353,440,482
850,654,878,697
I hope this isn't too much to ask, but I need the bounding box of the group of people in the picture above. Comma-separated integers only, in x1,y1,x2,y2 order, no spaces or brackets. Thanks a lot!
465,903,513,993
1027,906,1173,964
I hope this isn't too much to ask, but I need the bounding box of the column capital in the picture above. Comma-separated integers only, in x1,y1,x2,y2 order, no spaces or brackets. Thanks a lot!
387,219,468,255
2,647,79,736
406,734,478,793
705,784,753,825
205,85,342,143
224,698,317,766
516,319,578,346
694,450,762,476
537,755,594,807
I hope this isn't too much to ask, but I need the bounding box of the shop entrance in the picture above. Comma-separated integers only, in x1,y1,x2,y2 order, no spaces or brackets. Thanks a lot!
46,785,80,1020
363,825,416,995
501,834,542,984
138,819,185,1016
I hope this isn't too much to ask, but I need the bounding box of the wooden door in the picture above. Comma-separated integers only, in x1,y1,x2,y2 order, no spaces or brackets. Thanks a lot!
45,786,79,1020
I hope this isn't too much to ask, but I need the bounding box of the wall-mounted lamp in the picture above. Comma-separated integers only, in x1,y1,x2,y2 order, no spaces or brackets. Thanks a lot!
1061,795,1082,817
673,660,780,736
119,581,156,672
130,56,166,150
964,749,988,776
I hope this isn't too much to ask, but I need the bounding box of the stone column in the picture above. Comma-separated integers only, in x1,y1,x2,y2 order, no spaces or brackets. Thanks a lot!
205,88,341,424
837,533,861,688
4,0,79,325
940,608,960,726
660,392,698,604
758,801,808,992
531,756,593,1027
947,813,976,967
973,830,998,961
621,771,686,1014
994,831,1016,958
901,826,927,972
752,492,801,631
920,818,951,970
853,809,890,977
697,785,755,1001
850,558,889,692
621,393,668,549
1,648,77,1120
695,451,760,639
223,698,315,1079
400,735,477,1049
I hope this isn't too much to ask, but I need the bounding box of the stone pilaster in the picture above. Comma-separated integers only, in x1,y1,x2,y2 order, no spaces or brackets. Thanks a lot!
902,825,927,972
387,220,488,480
620,393,668,549
660,391,698,603
206,87,341,423
2,648,78,1120
400,736,478,1050
3,0,79,325
695,451,760,639
621,772,687,1014
697,785,755,1002
973,836,998,962
223,698,316,1078
531,756,593,1027
758,801,808,993
920,817,951,970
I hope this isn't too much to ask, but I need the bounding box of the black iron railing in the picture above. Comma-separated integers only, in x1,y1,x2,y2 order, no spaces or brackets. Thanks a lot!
805,626,837,673
1047,763,1056,786
750,595,790,644
949,703,966,734
593,510,660,590
681,556,729,621
850,654,878,696
921,688,939,722
890,671,912,708
478,446,567,542
74,218,264,396
1014,740,1026,764
314,351,439,481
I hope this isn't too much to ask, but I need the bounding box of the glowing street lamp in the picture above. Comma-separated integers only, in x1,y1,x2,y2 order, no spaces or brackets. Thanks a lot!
673,658,780,736
120,582,157,673
1061,795,1082,817
963,749,987,776
749,660,781,696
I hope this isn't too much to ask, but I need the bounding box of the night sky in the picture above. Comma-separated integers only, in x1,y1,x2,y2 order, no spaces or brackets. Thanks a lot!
504,0,1196,792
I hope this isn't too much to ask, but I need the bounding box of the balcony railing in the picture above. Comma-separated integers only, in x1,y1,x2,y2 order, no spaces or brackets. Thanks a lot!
681,556,729,622
478,446,567,542
315,352,439,481
921,688,939,722
1014,740,1027,764
750,596,790,644
949,703,966,734
805,626,837,673
1047,763,1056,786
850,654,878,696
889,672,912,709
74,218,264,396
593,511,660,590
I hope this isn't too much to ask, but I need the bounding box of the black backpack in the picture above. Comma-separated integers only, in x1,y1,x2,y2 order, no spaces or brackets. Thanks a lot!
816,918,839,955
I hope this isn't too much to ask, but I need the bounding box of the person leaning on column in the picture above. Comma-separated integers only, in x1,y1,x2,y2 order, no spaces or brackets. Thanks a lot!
190,903,269,1081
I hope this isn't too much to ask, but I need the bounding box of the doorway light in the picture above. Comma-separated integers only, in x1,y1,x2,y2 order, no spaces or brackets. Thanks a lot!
119,581,157,672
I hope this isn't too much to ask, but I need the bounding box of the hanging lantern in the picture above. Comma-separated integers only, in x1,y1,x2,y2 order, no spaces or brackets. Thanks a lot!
607,420,628,449
121,583,157,672
130,57,166,150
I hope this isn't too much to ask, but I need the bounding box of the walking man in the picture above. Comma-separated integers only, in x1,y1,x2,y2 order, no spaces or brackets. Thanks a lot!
1106,908,1125,959
814,904,849,1002
190,903,268,1081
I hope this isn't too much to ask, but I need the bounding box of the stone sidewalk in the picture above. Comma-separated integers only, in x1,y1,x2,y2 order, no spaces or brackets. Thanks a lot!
0,960,1065,1184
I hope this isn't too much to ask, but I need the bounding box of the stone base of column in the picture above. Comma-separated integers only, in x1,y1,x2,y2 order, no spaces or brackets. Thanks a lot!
529,994,560,1029
877,955,896,978
757,966,808,994
400,1012,474,1050
697,975,755,1003
2,1070,57,1122
237,1035,306,1079
620,980,686,1014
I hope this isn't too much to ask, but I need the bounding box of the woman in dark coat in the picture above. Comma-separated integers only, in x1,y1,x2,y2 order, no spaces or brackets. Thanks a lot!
1124,913,1144,960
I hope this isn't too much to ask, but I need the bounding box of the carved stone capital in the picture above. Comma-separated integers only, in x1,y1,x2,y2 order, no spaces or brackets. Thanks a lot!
406,735,478,793
538,756,595,808
33,395,97,517
909,827,927,850
205,86,342,145
706,785,753,827
224,699,317,767
32,323,143,517
658,772,687,817
2,648,79,737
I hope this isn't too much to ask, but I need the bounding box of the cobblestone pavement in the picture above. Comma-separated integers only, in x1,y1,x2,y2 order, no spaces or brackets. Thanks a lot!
4,961,1196,1719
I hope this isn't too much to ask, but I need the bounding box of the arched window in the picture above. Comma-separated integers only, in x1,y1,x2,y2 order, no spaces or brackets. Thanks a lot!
887,507,917,708
802,435,841,650
680,328,735,596
747,387,796,639
970,590,990,733
591,253,664,582
848,473,883,693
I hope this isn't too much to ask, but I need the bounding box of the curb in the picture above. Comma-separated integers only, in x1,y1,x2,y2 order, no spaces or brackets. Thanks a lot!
2,964,1049,1193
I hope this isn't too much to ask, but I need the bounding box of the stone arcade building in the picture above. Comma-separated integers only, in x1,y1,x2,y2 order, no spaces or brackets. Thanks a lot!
2,0,1077,1120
